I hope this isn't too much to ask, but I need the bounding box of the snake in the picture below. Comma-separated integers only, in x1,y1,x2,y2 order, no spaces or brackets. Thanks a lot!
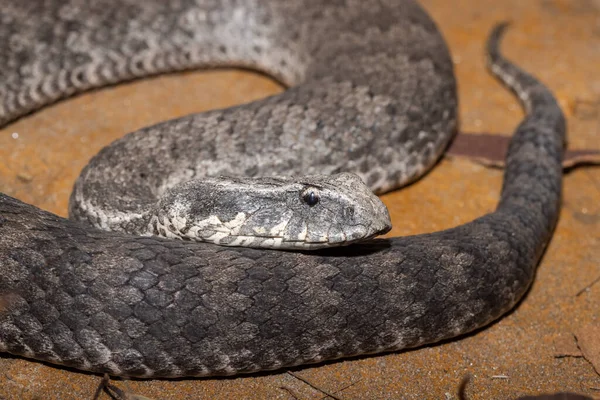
0,0,565,379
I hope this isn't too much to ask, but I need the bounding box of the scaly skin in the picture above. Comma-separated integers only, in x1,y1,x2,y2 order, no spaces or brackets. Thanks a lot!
0,1,564,378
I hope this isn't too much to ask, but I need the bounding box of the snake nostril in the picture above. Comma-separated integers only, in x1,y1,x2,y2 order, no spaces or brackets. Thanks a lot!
343,206,355,220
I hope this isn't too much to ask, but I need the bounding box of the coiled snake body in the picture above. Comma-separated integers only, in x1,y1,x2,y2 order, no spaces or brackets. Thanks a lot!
0,0,564,378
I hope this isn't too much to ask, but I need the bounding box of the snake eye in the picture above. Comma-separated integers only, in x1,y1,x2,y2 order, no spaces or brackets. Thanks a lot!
301,188,320,207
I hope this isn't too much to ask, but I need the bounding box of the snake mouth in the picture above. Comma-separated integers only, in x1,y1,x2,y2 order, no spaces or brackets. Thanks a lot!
276,222,392,250
292,233,385,250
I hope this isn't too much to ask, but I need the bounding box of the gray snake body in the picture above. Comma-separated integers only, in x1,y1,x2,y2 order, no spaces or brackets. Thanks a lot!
0,0,565,378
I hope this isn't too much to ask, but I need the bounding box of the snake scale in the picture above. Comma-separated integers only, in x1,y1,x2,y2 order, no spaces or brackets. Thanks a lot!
0,0,564,378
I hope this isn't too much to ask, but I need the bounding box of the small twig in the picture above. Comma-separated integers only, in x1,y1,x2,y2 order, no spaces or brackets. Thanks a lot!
491,375,509,379
92,374,111,400
576,274,600,297
318,378,361,400
457,374,472,400
103,382,129,400
287,371,344,400
92,374,154,400
279,385,303,400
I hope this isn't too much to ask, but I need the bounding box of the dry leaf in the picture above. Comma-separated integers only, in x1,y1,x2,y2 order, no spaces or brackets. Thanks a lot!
447,132,600,169
575,324,600,376
554,333,583,358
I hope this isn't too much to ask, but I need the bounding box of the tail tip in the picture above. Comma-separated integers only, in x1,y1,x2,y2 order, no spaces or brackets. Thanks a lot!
487,21,514,61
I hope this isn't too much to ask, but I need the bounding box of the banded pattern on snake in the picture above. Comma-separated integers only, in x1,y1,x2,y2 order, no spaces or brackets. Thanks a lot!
0,0,564,378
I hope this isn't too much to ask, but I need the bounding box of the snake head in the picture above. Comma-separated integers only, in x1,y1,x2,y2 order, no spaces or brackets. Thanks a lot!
149,172,391,250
